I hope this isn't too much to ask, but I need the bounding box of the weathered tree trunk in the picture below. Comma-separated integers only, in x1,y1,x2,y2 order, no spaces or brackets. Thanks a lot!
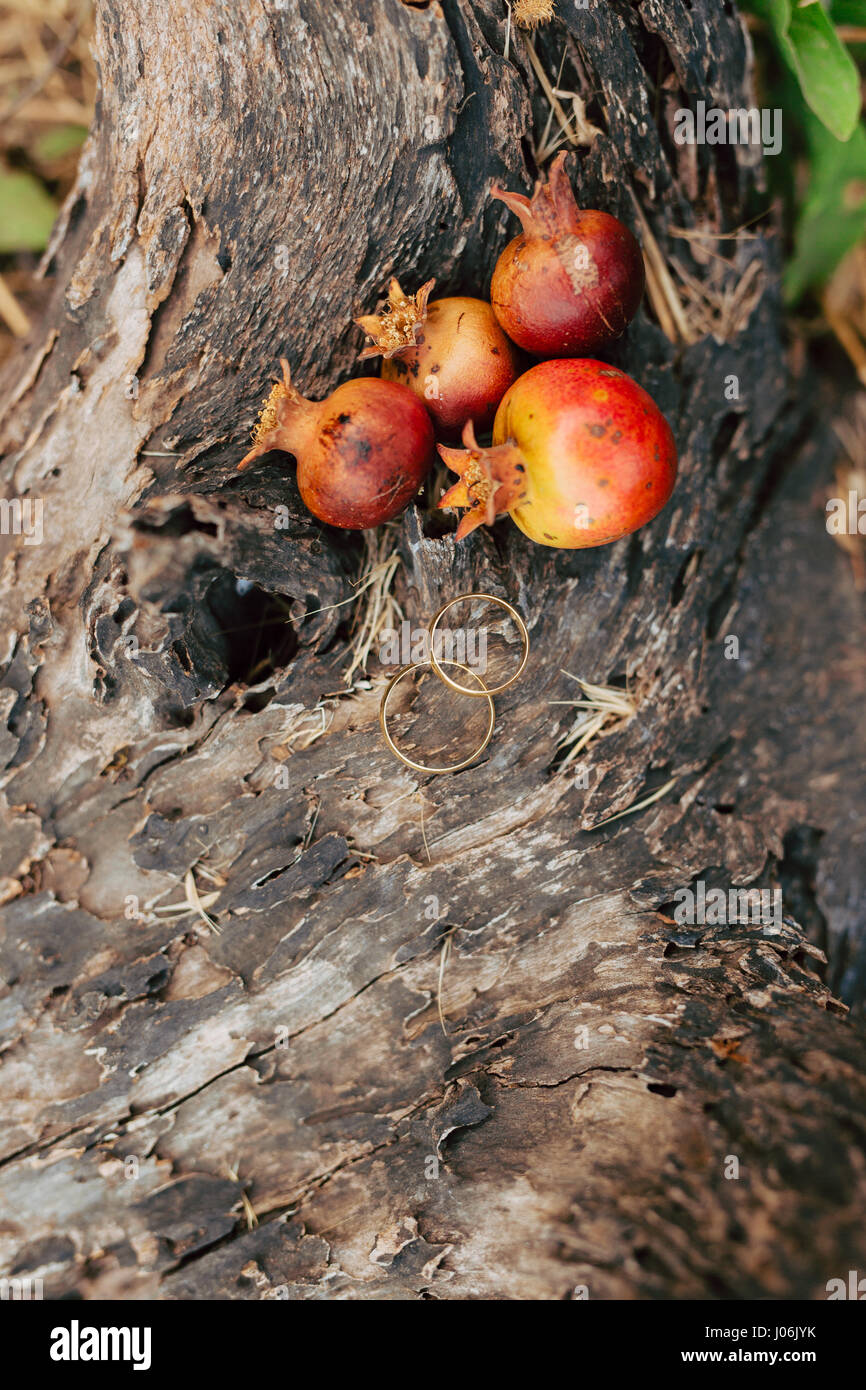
0,0,864,1301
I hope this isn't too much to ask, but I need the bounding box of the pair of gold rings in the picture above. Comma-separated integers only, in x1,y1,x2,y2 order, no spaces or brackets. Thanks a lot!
379,592,530,775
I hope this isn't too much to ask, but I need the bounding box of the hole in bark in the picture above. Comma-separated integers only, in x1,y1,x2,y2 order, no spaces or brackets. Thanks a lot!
647,1082,678,1097
67,192,87,235
419,492,457,540
242,685,276,713
624,531,645,597
133,503,218,538
670,547,703,606
705,573,736,640
204,575,297,687
162,705,196,728
631,1244,671,1277
252,860,300,889
545,669,629,777
712,411,741,468
778,824,830,980
662,941,692,959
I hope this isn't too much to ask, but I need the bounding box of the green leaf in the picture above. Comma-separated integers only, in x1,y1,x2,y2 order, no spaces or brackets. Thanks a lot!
829,1,866,25
784,115,866,300
33,125,88,163
0,169,58,253
744,0,861,140
786,1,861,140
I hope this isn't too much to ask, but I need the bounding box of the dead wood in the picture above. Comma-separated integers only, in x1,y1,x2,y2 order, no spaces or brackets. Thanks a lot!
0,0,864,1300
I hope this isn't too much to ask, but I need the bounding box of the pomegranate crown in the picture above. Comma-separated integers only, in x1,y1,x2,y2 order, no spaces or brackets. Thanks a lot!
238,358,315,471
438,420,528,541
356,277,435,360
490,151,581,238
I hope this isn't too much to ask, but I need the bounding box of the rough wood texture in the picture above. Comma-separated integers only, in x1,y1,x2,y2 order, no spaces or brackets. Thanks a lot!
0,0,864,1300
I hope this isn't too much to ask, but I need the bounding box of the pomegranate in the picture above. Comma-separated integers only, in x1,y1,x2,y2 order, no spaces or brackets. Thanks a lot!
356,278,522,435
438,358,677,548
490,152,645,357
238,359,434,530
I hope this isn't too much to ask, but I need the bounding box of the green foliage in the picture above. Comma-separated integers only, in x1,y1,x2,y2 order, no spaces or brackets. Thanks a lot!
740,0,865,300
0,169,58,254
33,125,88,163
785,116,866,300
829,0,866,26
748,0,859,139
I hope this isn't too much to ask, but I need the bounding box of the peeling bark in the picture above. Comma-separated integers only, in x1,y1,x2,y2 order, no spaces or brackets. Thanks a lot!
0,0,864,1301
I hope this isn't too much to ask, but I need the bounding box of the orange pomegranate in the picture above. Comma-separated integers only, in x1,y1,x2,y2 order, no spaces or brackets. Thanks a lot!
238,360,434,530
490,153,645,357
357,278,522,436
438,358,677,548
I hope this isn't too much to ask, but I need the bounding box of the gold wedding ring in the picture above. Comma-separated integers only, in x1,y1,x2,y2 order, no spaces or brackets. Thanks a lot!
428,592,530,696
379,660,495,775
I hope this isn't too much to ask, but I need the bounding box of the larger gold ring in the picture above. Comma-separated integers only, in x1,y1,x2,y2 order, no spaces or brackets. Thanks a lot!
379,660,495,775
428,592,529,697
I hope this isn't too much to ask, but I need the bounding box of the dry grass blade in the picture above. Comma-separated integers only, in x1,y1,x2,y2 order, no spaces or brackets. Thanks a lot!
282,701,334,753
0,4,83,124
417,789,432,864
343,527,403,685
152,888,220,919
226,1162,258,1230
238,1189,258,1229
437,929,455,1035
552,671,637,771
184,867,222,935
0,272,30,336
629,193,696,345
591,776,677,828
670,253,763,342
669,222,762,251
523,38,601,164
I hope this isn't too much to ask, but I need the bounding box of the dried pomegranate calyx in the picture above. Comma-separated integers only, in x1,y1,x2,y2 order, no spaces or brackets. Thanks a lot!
438,420,528,539
512,0,556,28
491,150,581,241
238,358,317,471
356,277,435,360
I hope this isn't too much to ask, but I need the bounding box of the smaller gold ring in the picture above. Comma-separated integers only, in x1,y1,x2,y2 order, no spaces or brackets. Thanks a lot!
379,660,495,775
428,592,529,697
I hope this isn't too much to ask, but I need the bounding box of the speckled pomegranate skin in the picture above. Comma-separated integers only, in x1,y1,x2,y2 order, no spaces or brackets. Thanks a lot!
491,210,645,357
493,359,677,548
297,378,435,529
489,153,645,358
381,297,522,436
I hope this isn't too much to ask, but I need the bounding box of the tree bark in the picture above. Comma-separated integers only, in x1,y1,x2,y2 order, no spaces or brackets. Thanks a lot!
0,0,864,1301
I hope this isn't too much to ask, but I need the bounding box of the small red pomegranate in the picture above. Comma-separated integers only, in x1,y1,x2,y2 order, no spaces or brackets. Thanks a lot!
490,153,645,357
356,278,522,436
238,360,434,530
438,358,677,548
